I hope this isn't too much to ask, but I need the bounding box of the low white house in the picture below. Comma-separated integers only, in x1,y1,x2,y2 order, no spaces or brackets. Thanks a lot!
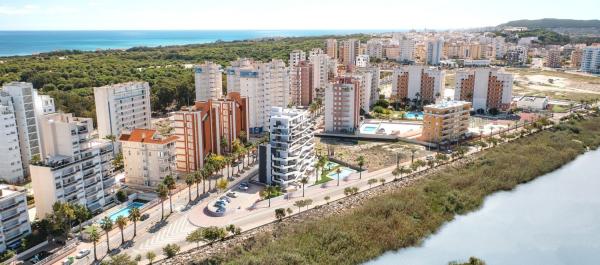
515,96,549,111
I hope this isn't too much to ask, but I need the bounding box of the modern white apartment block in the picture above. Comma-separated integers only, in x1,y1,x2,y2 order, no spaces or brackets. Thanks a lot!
324,77,360,134
0,93,24,183
309,52,336,100
506,46,528,66
260,107,315,188
358,66,381,107
1,82,42,177
308,48,323,58
194,61,223,102
31,113,115,218
33,91,56,116
120,129,177,189
289,50,306,67
94,82,152,140
0,185,31,252
398,37,416,62
348,72,372,113
355,55,370,68
427,38,444,65
326,38,338,59
392,65,445,103
226,59,289,133
454,68,513,111
366,39,383,59
581,45,600,74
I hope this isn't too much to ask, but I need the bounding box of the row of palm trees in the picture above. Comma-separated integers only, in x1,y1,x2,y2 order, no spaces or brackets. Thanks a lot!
88,207,142,261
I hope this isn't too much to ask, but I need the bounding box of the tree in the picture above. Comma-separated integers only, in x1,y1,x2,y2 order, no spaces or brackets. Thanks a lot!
275,208,286,221
163,175,176,214
379,178,386,186
157,183,169,220
186,228,204,247
99,216,113,251
324,196,331,204
73,204,91,239
225,224,240,236
392,166,401,181
146,251,156,264
201,226,226,245
115,189,128,204
336,167,342,186
185,174,195,202
115,216,128,245
216,178,229,193
112,152,124,171
356,156,365,179
104,254,136,265
162,244,180,258
344,187,353,196
51,201,76,241
89,226,100,261
304,199,313,210
300,177,308,197
367,178,378,188
264,185,279,207
128,207,141,238
104,134,117,156
293,200,305,213
194,170,202,199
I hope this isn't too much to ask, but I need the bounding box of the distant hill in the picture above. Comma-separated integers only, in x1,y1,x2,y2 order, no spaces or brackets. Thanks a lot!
498,18,600,29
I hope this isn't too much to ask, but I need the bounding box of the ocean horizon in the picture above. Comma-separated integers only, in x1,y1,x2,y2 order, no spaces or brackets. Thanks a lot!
0,30,393,57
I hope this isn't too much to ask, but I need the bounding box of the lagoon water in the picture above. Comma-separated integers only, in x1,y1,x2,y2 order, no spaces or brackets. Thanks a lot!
366,149,600,265
0,30,383,57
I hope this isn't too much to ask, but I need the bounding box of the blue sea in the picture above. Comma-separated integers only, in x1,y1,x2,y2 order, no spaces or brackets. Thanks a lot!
0,30,388,57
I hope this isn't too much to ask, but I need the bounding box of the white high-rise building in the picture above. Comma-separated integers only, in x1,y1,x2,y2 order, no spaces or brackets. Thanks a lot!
260,107,315,188
226,59,289,133
493,37,507,59
0,185,31,252
357,67,381,107
309,52,335,100
399,38,416,62
366,39,383,59
427,38,444,65
30,113,115,218
1,82,42,177
349,72,372,113
94,82,152,140
0,93,24,183
581,46,600,74
289,50,306,67
309,48,323,58
194,61,223,102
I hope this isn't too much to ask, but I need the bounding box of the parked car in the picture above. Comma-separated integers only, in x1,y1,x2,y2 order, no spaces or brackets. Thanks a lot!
140,213,150,221
220,196,231,203
76,249,90,259
238,185,249,191
227,191,238,198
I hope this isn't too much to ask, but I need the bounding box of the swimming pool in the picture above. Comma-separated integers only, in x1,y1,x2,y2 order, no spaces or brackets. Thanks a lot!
107,202,145,222
362,125,378,133
324,161,340,171
405,112,423,120
328,167,357,179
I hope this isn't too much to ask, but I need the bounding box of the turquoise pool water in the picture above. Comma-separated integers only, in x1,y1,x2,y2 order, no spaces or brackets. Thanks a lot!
328,167,358,179
107,202,145,222
324,161,339,171
362,125,378,133
405,112,423,120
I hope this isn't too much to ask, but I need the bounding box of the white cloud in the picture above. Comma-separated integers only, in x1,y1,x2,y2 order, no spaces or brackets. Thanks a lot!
0,4,39,15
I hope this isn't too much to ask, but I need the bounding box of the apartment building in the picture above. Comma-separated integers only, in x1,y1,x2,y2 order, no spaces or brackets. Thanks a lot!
1,82,42,177
33,91,56,116
355,55,370,68
366,39,383,59
581,45,600,74
120,129,177,189
427,38,444,65
357,66,381,107
348,72,372,113
226,59,289,133
570,49,583,68
194,61,223,102
172,92,248,173
289,60,313,107
0,93,25,183
31,113,115,218
420,101,471,144
398,38,416,62
493,37,507,59
454,68,513,112
309,52,336,100
94,82,152,140
326,38,338,59
545,49,562,68
506,46,528,66
324,77,360,134
308,48,323,58
384,45,400,61
340,39,360,67
289,50,306,67
0,185,31,252
391,65,445,104
259,107,315,188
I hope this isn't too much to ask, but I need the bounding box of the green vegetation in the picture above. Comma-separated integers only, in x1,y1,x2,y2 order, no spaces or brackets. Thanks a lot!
448,257,486,265
499,18,600,29
195,115,600,265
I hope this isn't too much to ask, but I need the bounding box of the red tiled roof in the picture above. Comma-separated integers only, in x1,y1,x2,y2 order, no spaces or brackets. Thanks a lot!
119,128,178,144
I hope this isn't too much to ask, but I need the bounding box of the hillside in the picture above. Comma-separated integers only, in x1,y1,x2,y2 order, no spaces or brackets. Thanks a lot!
499,18,600,29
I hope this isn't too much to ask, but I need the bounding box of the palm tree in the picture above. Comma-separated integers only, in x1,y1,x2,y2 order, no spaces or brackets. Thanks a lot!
265,185,278,207
220,136,229,154
300,177,308,197
73,204,90,239
201,168,210,193
356,156,365,179
224,155,232,178
100,216,113,252
104,134,117,155
157,184,169,220
185,174,195,203
163,175,176,214
392,166,401,181
128,207,141,238
410,148,417,164
194,170,202,199
336,167,342,186
115,216,128,245
89,226,100,261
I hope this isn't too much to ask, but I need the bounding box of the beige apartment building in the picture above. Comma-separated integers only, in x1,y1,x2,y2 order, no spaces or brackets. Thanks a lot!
0,185,31,252
194,61,223,102
454,68,513,112
324,77,361,134
420,101,471,144
392,65,445,104
94,82,152,140
290,60,314,107
326,38,338,59
340,39,360,67
120,129,177,189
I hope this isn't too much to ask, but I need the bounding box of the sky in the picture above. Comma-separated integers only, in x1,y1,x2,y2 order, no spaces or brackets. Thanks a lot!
0,0,598,30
